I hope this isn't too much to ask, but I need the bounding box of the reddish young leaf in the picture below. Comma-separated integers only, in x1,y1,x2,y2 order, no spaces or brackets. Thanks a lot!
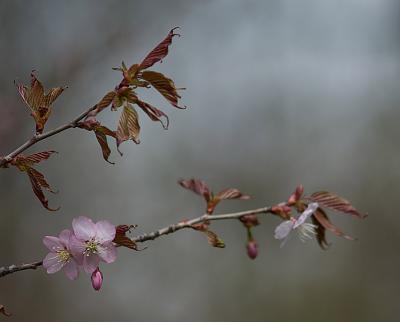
178,178,211,202
23,151,57,165
308,191,366,218
94,91,116,114
114,235,137,250
78,119,116,163
16,72,66,133
11,154,58,211
207,188,250,214
135,99,169,129
216,188,250,201
26,167,59,211
94,130,114,164
113,225,138,250
27,167,56,193
179,179,250,214
116,103,141,155
139,28,180,70
140,71,185,109
0,304,11,317
311,213,330,249
313,207,354,242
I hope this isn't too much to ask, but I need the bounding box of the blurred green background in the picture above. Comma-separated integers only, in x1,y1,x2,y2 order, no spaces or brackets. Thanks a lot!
1,0,399,321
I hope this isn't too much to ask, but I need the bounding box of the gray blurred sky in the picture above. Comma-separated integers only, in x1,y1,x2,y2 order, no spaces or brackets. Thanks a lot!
1,0,400,321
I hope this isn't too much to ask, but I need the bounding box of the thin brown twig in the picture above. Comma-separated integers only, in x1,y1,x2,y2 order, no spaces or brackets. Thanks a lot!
0,205,272,278
0,104,97,168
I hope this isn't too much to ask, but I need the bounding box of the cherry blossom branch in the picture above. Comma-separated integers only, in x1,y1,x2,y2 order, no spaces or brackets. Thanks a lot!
0,104,97,168
133,206,272,243
0,261,43,278
0,205,272,278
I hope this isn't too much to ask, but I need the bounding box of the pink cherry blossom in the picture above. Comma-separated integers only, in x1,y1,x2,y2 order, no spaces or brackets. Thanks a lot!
274,202,319,247
42,229,79,280
91,267,103,291
70,216,117,274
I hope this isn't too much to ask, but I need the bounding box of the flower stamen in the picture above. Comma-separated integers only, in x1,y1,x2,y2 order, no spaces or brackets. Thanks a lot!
57,249,71,263
84,239,99,256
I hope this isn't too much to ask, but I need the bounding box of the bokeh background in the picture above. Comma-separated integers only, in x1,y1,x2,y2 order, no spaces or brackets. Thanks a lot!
1,0,400,321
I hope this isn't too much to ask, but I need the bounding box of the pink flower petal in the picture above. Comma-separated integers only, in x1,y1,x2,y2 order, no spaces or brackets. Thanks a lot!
274,220,294,240
43,236,64,252
63,260,79,280
83,255,100,274
69,235,85,265
58,229,72,246
293,202,319,229
72,216,96,241
95,220,116,243
43,252,65,274
98,243,117,263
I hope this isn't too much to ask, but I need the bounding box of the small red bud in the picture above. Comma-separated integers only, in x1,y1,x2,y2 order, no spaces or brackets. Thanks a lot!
246,240,258,260
91,267,103,291
239,214,260,228
287,185,304,205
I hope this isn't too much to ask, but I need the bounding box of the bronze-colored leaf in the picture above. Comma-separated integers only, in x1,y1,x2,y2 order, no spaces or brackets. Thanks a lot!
94,130,113,164
141,71,185,109
95,91,116,114
204,230,225,248
44,87,65,107
116,103,140,154
311,213,330,249
16,72,66,133
26,167,59,211
139,28,180,70
114,235,137,250
313,207,354,241
206,188,250,214
135,99,169,129
77,119,117,163
27,167,56,193
178,178,211,202
308,191,366,218
23,151,57,165
10,153,59,211
0,304,11,317
216,188,250,200
113,225,138,250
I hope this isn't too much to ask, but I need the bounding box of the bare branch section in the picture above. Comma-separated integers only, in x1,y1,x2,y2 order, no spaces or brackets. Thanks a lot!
0,261,43,278
0,104,97,168
0,205,272,278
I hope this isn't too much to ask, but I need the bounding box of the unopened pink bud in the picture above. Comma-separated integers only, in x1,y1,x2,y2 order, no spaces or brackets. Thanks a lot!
91,267,103,291
246,240,258,260
287,184,304,205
